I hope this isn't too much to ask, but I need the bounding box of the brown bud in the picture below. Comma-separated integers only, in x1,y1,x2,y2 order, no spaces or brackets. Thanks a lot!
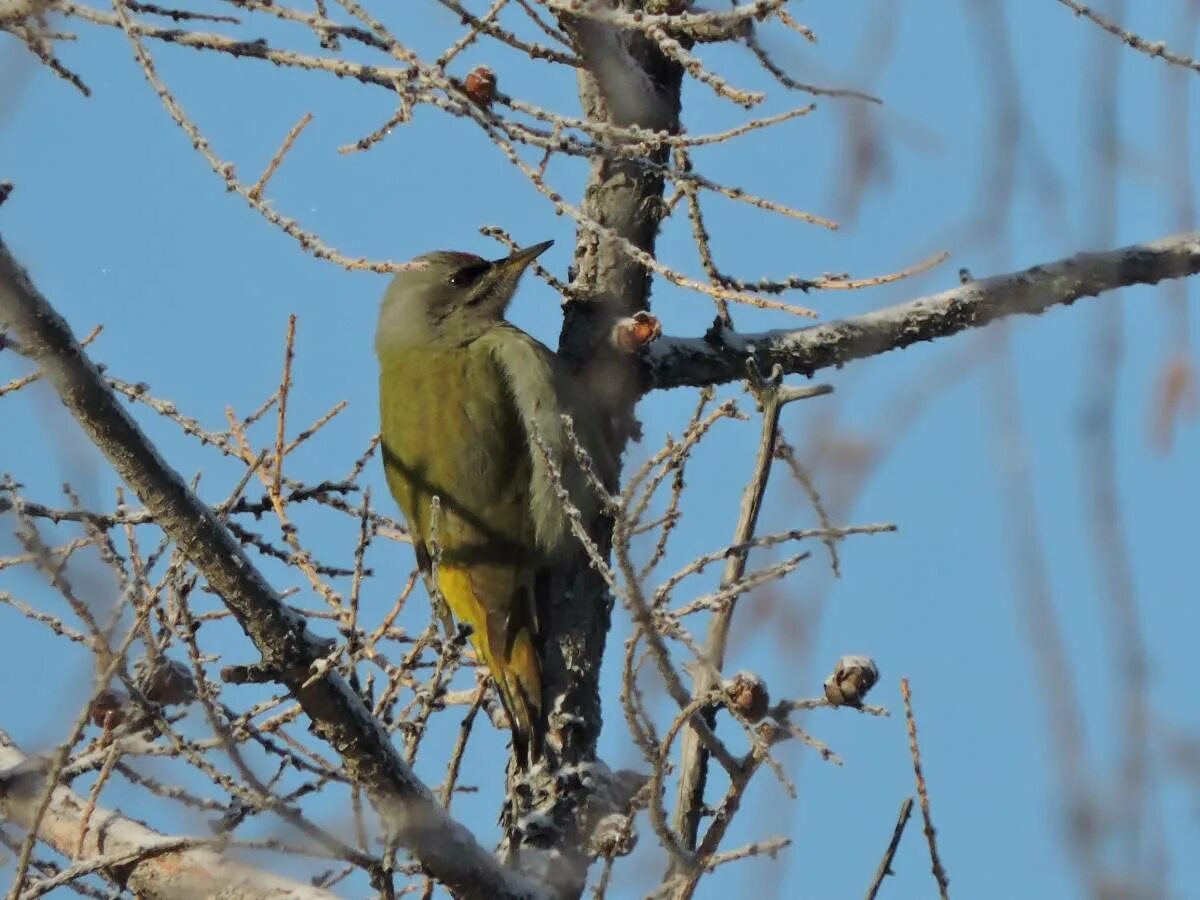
611,311,662,352
464,66,497,109
823,655,879,707
90,690,128,729
724,670,770,722
137,657,198,707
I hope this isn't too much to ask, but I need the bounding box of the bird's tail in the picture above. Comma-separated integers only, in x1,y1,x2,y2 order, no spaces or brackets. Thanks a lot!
491,626,543,767
437,566,544,767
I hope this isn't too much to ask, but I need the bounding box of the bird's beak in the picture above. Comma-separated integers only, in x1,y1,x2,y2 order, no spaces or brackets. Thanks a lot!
472,240,553,316
493,240,554,273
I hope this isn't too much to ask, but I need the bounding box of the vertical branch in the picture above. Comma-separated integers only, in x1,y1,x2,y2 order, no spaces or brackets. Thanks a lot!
557,6,683,446
511,3,684,889
672,366,785,853
273,314,297,498
900,678,950,900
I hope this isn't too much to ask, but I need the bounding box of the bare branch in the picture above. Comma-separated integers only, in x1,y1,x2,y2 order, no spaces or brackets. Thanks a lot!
0,729,337,900
643,231,1200,391
900,679,950,900
672,366,815,853
864,798,914,900
1056,0,1200,73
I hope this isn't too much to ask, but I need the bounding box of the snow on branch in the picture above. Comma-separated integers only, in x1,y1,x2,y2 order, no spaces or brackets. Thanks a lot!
643,231,1200,391
0,729,338,900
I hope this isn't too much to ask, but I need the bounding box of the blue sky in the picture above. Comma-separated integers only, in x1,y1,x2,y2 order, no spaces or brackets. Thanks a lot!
3,1,1200,898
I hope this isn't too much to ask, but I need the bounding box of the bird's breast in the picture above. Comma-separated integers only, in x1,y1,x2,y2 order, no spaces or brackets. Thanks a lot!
378,345,527,539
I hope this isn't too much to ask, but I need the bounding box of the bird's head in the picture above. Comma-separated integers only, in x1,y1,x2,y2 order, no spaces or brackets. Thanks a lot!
376,240,553,350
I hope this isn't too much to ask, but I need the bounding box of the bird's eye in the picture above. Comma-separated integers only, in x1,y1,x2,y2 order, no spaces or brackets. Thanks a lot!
448,263,487,287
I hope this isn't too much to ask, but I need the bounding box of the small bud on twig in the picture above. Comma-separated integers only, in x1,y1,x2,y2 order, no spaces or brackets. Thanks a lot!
464,66,497,108
611,311,662,352
723,670,770,722
823,654,879,707
89,689,128,729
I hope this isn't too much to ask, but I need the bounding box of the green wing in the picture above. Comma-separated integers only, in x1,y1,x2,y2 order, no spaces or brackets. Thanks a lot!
478,324,615,557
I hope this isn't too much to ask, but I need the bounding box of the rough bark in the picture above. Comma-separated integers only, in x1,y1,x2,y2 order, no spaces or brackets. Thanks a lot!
503,5,684,893
642,231,1200,391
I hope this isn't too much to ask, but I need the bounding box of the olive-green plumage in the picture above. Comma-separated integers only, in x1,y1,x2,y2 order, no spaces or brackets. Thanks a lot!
376,241,609,766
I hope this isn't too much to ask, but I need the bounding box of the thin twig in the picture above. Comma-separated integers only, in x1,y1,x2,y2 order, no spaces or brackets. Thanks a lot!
673,365,827,852
864,797,914,900
901,678,950,900
273,314,297,497
248,112,313,201
1055,0,1200,73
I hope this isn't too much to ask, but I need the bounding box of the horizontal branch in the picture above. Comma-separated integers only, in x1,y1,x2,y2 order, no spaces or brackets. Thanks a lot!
0,729,336,900
643,231,1200,391
0,237,548,900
